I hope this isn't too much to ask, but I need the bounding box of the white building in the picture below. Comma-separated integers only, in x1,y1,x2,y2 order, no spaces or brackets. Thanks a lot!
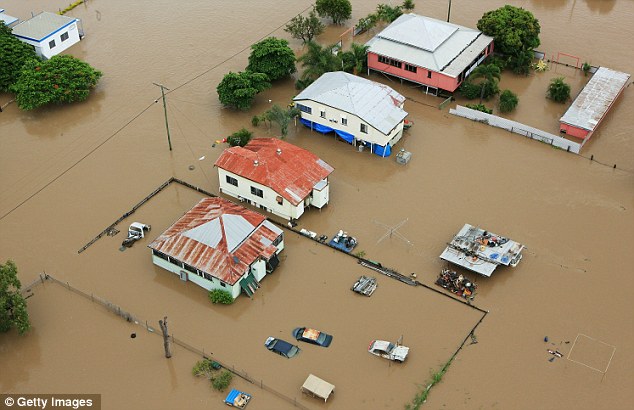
148,197,284,299
293,71,408,157
11,12,82,59
0,9,19,27
215,138,334,221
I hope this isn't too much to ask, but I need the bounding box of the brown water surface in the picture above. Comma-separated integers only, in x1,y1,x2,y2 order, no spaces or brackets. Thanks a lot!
1,1,633,409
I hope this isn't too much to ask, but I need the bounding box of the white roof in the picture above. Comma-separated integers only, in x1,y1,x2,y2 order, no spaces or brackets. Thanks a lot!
0,11,18,26
11,11,77,41
439,224,524,277
560,67,630,132
301,374,335,402
293,71,407,135
182,214,255,253
365,13,493,77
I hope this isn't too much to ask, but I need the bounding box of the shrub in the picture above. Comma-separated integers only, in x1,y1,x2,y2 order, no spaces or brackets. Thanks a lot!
227,128,252,147
209,289,234,304
466,103,492,114
498,90,519,113
582,62,591,76
192,359,215,377
212,370,233,391
547,77,571,103
488,55,508,70
459,82,482,99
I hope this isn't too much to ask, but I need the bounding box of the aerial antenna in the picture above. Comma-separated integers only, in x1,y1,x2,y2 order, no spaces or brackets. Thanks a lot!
374,218,412,246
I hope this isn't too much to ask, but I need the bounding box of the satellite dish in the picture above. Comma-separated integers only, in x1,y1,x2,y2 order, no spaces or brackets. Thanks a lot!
232,256,240,264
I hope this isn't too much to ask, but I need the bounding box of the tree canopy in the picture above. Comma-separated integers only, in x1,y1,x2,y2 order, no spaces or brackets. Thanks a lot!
341,43,369,75
459,63,501,100
0,260,31,335
0,24,38,92
284,8,325,44
547,77,571,103
10,55,102,110
227,128,253,147
477,5,540,73
297,41,342,88
216,71,271,110
499,89,519,113
246,37,296,81
315,0,352,25
253,104,300,138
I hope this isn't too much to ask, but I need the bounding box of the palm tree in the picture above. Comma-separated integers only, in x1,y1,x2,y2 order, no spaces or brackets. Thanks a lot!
341,43,369,75
297,41,342,85
467,63,501,100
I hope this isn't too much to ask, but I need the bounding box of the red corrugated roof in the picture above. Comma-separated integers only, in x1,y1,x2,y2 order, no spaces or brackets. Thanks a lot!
148,198,282,285
214,138,334,206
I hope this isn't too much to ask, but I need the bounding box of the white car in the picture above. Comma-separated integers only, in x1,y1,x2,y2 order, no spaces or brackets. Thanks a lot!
368,340,409,362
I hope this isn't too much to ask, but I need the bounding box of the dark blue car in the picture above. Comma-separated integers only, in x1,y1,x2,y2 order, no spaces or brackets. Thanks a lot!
264,336,300,358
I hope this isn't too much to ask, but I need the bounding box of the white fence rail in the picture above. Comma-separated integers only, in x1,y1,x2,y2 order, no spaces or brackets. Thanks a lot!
449,105,582,154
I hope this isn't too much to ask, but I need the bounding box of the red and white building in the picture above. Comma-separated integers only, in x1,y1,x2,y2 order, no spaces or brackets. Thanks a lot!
365,13,494,95
215,138,334,221
559,67,630,141
148,197,284,298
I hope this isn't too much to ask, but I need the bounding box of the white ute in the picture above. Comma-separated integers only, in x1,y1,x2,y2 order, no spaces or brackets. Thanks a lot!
121,222,151,248
368,340,410,362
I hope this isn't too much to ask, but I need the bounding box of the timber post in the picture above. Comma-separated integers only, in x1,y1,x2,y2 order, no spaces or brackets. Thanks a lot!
159,316,172,358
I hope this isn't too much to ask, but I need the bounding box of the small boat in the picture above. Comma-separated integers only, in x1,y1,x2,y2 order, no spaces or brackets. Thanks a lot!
328,230,357,252
435,269,477,299
224,389,251,408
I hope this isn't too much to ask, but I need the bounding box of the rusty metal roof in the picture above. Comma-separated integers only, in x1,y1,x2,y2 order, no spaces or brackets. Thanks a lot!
214,138,334,206
148,198,282,285
560,67,630,132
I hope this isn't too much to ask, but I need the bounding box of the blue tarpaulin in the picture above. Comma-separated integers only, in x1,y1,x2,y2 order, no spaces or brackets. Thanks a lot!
300,118,334,134
334,129,355,144
372,143,392,157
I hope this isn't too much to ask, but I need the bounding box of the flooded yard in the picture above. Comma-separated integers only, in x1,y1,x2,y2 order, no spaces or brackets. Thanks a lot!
1,0,633,409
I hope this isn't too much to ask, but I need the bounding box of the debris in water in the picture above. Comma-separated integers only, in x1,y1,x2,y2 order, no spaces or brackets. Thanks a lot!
548,357,555,362
130,333,137,339
544,336,549,343
188,165,195,170
547,349,563,358
199,156,205,161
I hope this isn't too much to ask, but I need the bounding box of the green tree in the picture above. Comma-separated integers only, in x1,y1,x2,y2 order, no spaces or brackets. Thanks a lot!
259,104,300,138
477,5,540,74
216,71,271,111
297,41,342,86
315,0,352,25
463,63,501,100
208,289,235,304
341,43,369,75
212,370,233,391
246,37,296,81
547,77,571,103
0,24,38,92
227,128,253,147
0,260,30,335
10,56,102,110
284,8,325,44
375,3,403,23
499,89,519,113
402,0,415,11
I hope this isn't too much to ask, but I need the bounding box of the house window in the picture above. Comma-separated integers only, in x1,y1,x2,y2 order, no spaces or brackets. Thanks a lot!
204,273,213,281
405,64,417,73
297,104,312,114
49,39,56,49
341,117,347,126
220,281,226,287
377,55,401,68
427,71,432,79
272,234,283,246
320,110,326,118
360,124,368,134
152,249,169,261
276,195,283,205
183,263,197,274
226,175,238,187
61,32,69,42
251,186,263,198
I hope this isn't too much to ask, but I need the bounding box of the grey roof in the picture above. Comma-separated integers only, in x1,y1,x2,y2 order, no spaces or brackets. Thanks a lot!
560,67,630,132
11,11,77,41
293,71,408,135
0,11,18,26
182,214,256,253
365,13,493,77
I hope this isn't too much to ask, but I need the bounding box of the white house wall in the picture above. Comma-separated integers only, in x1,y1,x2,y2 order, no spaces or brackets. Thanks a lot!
297,100,404,148
218,168,305,220
17,21,81,59
151,254,242,298
251,259,267,282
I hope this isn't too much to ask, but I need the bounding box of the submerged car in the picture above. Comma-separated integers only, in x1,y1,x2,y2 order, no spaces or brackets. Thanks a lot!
264,336,300,358
368,340,410,362
292,327,333,347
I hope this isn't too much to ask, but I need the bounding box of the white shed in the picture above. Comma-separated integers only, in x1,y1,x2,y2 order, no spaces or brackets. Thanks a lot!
11,12,82,59
0,9,19,27
301,374,335,402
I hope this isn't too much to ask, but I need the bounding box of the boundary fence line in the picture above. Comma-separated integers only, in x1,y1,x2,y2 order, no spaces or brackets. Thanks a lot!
25,273,310,409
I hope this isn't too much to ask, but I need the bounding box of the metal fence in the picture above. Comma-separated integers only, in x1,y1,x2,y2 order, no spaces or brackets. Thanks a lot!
24,273,309,409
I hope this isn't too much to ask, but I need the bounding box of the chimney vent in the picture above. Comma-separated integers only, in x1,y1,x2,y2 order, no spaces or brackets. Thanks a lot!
254,160,259,166
276,148,282,155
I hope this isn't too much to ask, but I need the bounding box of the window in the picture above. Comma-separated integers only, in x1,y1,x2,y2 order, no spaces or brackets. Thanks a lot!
61,32,69,42
49,39,56,49
251,186,263,198
152,249,168,261
360,124,368,134
427,71,432,79
276,195,283,205
183,263,197,274
377,55,401,68
226,175,238,187
405,64,417,73
220,282,226,287
272,234,283,246
320,110,326,118
341,117,347,126
297,104,312,114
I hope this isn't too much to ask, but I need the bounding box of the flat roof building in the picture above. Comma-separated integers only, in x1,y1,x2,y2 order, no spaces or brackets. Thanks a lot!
11,11,82,59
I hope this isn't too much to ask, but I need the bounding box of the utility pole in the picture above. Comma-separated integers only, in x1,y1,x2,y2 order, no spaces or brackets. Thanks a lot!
159,316,172,358
447,0,452,22
153,82,172,151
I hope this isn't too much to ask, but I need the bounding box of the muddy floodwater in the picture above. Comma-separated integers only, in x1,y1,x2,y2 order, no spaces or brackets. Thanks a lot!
1,0,633,409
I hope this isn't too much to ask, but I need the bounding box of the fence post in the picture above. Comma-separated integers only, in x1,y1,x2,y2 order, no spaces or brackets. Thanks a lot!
67,282,70,290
